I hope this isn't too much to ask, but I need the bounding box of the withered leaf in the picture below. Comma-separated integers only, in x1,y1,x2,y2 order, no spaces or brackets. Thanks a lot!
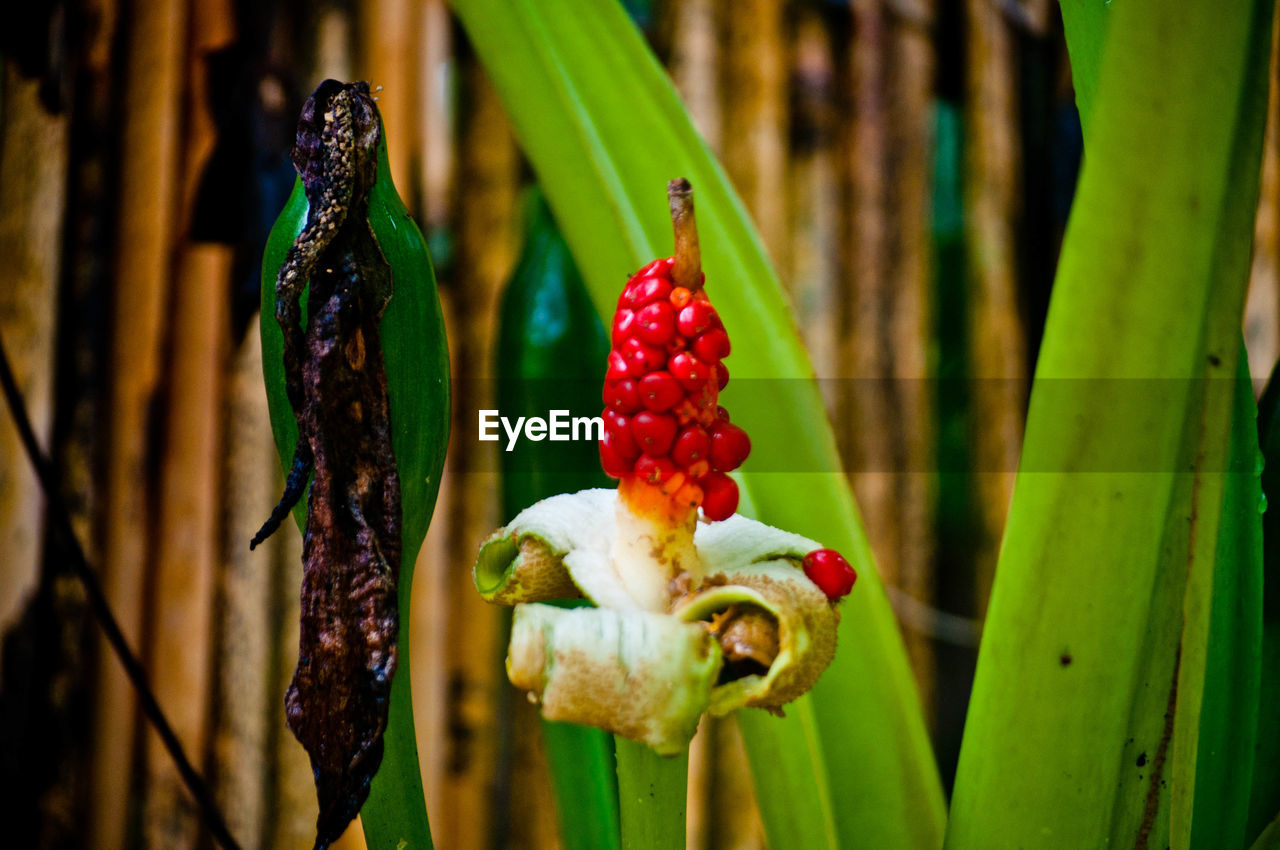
252,79,400,850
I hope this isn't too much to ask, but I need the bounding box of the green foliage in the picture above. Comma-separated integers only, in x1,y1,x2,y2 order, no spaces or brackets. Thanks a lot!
450,1,945,846
947,1,1271,846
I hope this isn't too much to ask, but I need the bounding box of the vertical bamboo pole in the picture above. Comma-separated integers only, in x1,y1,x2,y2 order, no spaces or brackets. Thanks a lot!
886,0,938,720
357,0,418,205
720,0,789,266
1245,11,1280,384
668,0,722,153
964,0,1026,616
439,48,520,850
89,0,188,844
0,64,68,653
213,329,277,848
140,0,234,845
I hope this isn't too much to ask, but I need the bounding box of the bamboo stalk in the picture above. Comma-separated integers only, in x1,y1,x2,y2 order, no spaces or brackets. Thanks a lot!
357,0,418,206
964,0,1027,617
89,0,189,843
667,0,721,152
886,0,938,722
212,329,277,848
439,49,520,850
0,63,68,655
1244,9,1280,385
419,0,455,229
720,0,788,266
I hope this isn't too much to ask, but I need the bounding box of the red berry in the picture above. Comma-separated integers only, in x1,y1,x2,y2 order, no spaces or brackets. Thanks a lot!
599,433,633,478
677,301,719,337
633,257,672,279
710,422,751,472
631,411,677,456
623,276,673,309
606,350,632,381
802,549,857,601
671,425,711,469
716,405,731,422
693,328,731,363
604,378,641,413
669,352,710,392
634,454,678,485
638,371,683,412
621,337,666,373
700,472,739,521
635,301,676,346
612,309,637,345
714,361,730,391
603,410,640,459
670,286,693,309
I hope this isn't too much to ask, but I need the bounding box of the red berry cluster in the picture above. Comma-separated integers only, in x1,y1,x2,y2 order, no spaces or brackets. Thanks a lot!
801,549,857,601
599,257,751,521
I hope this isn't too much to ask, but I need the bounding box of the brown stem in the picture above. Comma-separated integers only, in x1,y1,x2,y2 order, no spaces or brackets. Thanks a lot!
668,178,703,290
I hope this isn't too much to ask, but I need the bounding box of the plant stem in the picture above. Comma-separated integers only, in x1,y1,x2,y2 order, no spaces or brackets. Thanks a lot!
615,734,688,850
667,178,701,291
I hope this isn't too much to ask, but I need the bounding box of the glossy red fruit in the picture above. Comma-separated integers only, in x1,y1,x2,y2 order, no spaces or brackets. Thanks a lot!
670,425,710,469
606,350,631,381
709,422,751,472
634,454,678,485
714,361,730,391
693,328,730,363
670,286,693,309
676,301,719,337
700,472,739,521
802,549,857,601
612,308,637,345
603,378,641,413
603,410,641,459
634,257,672,279
638,371,683,412
599,433,633,478
635,301,676,346
669,352,710,392
631,411,678,456
623,276,673,309
716,405,731,422
621,337,667,373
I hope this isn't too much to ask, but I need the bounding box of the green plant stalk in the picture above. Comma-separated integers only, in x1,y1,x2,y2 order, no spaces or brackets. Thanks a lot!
497,191,619,850
946,0,1272,846
615,737,688,850
261,128,448,849
449,2,944,845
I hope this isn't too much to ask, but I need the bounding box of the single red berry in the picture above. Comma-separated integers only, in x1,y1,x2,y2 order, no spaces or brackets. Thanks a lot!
715,405,731,422
634,454,678,485
714,361,730,391
693,328,731,363
802,549,857,601
606,350,632,381
700,472,739,521
633,257,672,279
599,433,633,479
631,411,678,456
635,301,676,346
671,425,711,470
709,422,751,472
669,351,710,392
612,309,637,345
623,276,673,309
603,378,641,413
638,371,683,412
603,410,641,459
677,301,719,337
670,286,693,309
621,337,667,373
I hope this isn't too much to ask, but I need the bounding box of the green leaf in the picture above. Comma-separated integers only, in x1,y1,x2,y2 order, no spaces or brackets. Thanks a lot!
496,191,619,850
615,737,688,850
449,1,945,846
946,1,1273,846
261,123,448,850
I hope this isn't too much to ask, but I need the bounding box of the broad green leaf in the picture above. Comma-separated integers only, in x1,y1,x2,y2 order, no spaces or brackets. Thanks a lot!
449,0,945,846
946,1,1272,847
496,192,619,850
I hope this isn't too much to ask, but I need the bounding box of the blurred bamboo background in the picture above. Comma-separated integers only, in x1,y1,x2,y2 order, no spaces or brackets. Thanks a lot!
0,1,1276,848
